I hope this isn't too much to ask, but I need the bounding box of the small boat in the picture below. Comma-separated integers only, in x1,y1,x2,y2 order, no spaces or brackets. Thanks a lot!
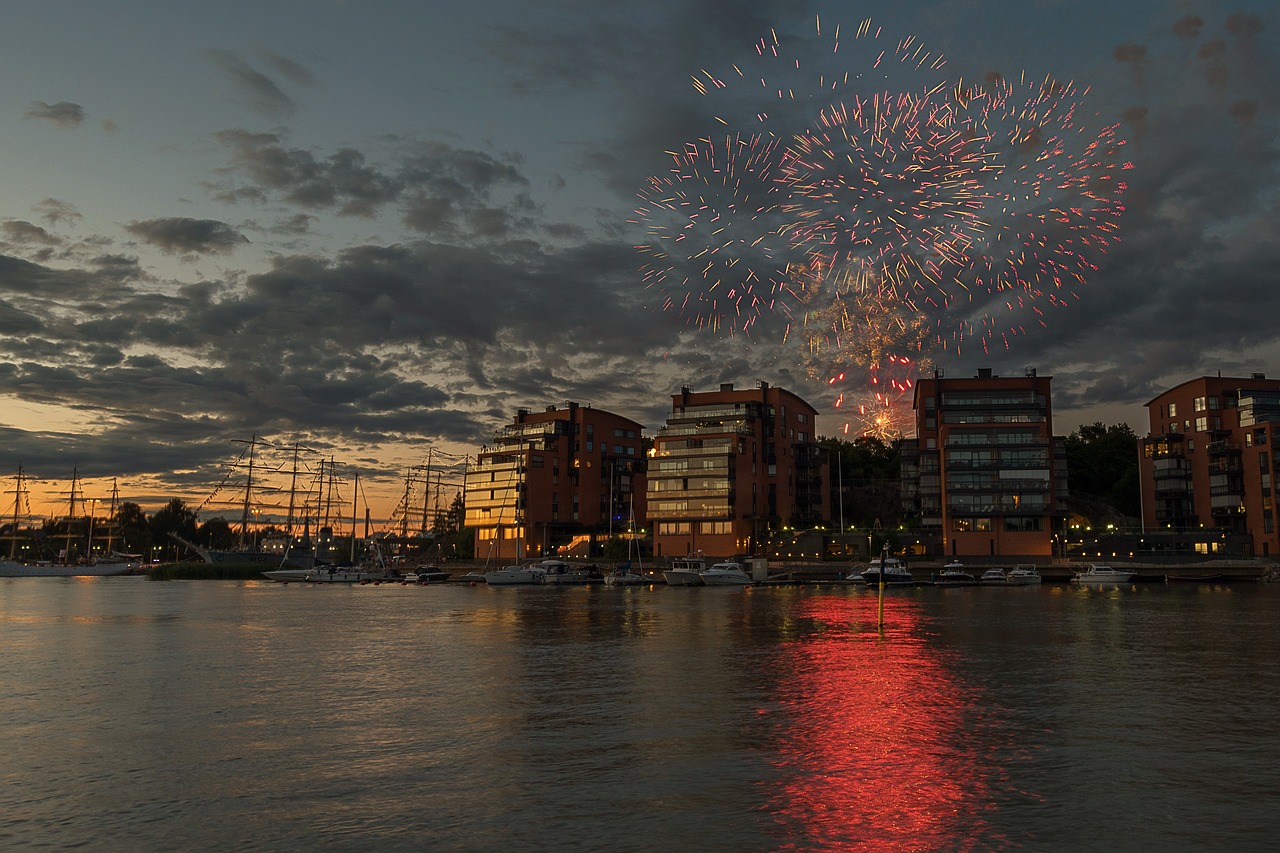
301,566,369,583
405,565,451,584
979,568,1009,585
261,567,314,582
861,557,914,586
484,563,548,586
936,562,978,586
604,561,646,586
537,559,600,585
700,562,751,586
1070,564,1136,585
1164,573,1224,584
663,557,706,586
1006,565,1043,585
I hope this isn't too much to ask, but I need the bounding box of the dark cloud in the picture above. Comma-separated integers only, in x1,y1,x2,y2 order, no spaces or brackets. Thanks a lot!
2,220,61,246
22,101,86,128
124,218,249,255
262,52,316,87
209,50,298,119
1172,15,1204,40
34,199,83,227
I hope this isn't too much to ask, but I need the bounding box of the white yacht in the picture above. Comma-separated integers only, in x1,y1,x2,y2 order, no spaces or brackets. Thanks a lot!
860,557,914,586
537,559,599,585
979,568,1009,585
484,563,549,585
1006,565,1043,585
701,562,751,586
663,557,706,586
1070,564,1136,585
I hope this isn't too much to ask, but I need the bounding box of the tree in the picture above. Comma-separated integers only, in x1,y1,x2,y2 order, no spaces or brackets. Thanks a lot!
114,501,152,553
198,516,234,548
819,435,902,529
149,498,199,558
1064,422,1141,520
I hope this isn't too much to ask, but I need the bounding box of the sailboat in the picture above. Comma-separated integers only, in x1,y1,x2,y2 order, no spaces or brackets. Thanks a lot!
183,436,316,569
604,493,646,586
0,467,138,577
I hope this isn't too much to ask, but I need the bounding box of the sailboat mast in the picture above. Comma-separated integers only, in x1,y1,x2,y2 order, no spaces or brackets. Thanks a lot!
6,465,26,560
350,471,359,563
420,449,434,536
286,442,300,538
238,434,257,550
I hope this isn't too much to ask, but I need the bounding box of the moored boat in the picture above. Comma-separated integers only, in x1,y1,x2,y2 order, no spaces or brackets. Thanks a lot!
405,565,451,584
936,561,977,586
979,568,1009,585
1070,564,1136,585
700,561,751,586
484,563,548,585
537,559,600,585
1006,565,1043,585
663,557,706,586
861,557,914,586
0,558,138,578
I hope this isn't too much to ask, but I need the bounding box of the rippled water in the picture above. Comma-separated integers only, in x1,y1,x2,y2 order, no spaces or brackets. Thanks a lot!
3,577,1279,851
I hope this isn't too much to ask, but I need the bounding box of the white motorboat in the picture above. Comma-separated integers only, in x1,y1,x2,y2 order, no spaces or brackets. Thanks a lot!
936,561,977,586
861,557,914,586
261,567,314,582
405,565,451,584
1070,564,1136,585
302,563,373,584
1006,565,1043,585
484,563,548,585
537,559,600,585
700,562,751,586
663,557,706,586
979,568,1008,585
603,563,646,586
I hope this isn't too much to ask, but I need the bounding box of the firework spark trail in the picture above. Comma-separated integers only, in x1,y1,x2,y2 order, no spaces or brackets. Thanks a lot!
634,16,1129,434
630,133,803,334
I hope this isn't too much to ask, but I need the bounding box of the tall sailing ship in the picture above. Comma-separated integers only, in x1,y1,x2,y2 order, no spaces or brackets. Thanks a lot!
0,466,139,577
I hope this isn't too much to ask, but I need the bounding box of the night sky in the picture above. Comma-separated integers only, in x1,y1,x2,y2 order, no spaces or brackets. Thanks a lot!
0,0,1275,518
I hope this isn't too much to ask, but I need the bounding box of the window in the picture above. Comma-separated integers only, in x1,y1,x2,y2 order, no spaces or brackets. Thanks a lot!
1195,417,1208,432
1168,402,1177,417
1194,397,1207,412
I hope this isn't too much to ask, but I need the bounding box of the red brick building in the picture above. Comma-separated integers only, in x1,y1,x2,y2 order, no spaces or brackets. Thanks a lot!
900,368,1067,559
1139,374,1280,558
464,403,646,560
647,382,828,560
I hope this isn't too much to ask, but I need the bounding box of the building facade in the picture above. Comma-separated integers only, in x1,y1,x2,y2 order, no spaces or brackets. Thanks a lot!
647,382,828,560
464,403,646,560
1139,374,1280,558
900,368,1067,559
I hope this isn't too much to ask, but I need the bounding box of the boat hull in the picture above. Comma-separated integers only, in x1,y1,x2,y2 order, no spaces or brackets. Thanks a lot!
0,560,137,577
484,568,545,585
701,573,750,586
663,570,704,586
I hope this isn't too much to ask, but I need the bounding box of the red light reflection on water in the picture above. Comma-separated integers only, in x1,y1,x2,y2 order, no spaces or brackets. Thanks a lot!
762,594,1008,851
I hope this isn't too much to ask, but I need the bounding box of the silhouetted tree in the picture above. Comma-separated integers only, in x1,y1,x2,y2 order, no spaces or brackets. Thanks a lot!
820,435,902,528
198,516,234,548
149,498,199,559
1064,422,1141,519
114,501,152,553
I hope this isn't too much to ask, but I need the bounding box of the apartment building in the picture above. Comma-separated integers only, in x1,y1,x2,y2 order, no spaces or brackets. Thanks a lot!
1139,374,1280,558
647,382,828,560
464,403,646,560
900,368,1067,559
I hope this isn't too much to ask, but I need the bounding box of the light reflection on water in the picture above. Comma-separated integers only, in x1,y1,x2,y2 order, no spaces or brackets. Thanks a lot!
2,578,1280,851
